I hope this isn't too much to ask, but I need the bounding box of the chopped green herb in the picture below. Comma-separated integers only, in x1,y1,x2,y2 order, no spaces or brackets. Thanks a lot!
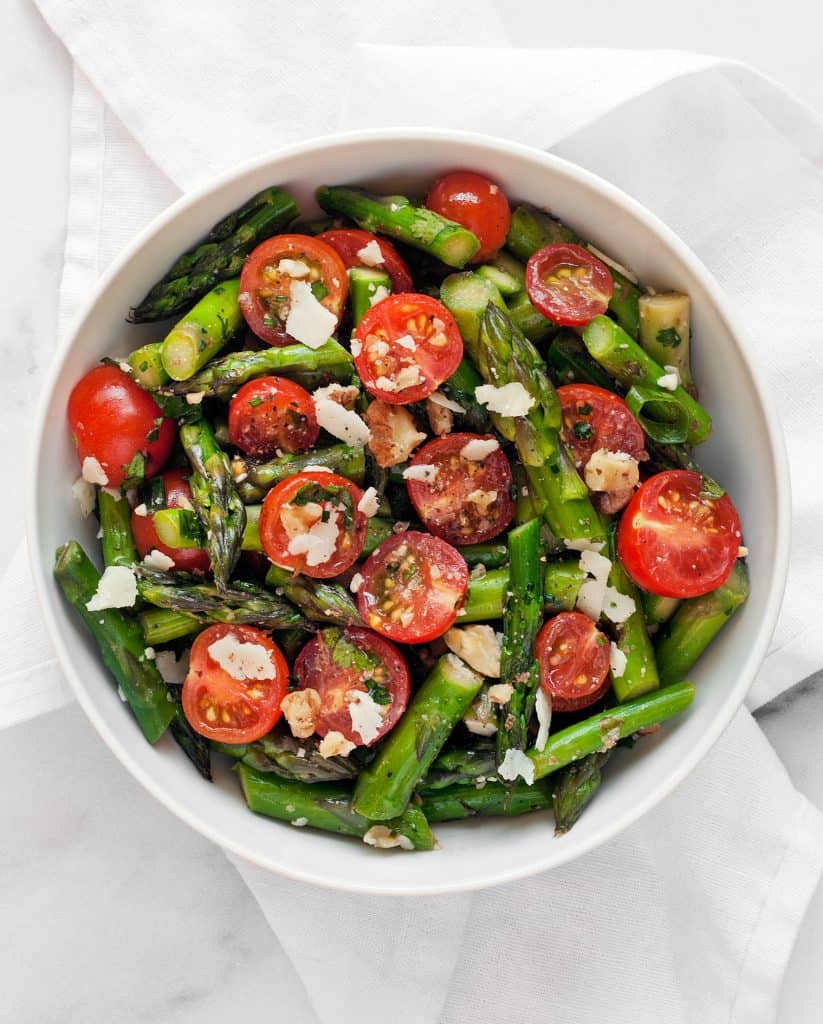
249,397,264,408
699,475,725,500
656,327,682,349
327,629,381,674
310,280,329,302
578,403,592,415
293,482,354,530
573,421,594,440
364,679,391,705
122,451,146,488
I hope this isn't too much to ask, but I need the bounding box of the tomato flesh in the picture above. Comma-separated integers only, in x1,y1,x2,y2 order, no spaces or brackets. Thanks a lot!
67,365,174,488
294,626,410,746
316,229,413,293
182,624,288,742
239,234,348,346
228,376,319,459
526,243,614,327
557,384,646,471
353,293,463,404
259,471,366,579
357,532,469,643
406,433,515,546
424,170,510,263
617,470,742,598
131,468,210,574
536,611,611,713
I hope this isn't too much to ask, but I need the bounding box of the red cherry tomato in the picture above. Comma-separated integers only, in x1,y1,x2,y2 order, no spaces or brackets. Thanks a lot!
316,229,413,293
294,626,410,746
357,532,469,644
182,624,288,742
424,170,510,262
405,433,515,546
557,384,646,472
617,470,742,598
526,243,614,327
536,611,611,713
228,376,319,460
131,469,210,574
239,234,348,346
259,471,366,579
67,365,174,489
353,293,463,404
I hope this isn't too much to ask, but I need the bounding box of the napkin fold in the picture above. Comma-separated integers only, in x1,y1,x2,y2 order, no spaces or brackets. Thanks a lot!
11,3,823,1020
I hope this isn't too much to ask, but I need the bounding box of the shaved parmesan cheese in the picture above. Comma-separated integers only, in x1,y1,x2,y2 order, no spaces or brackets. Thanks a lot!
356,240,384,267
497,748,535,786
444,625,501,677
576,576,608,621
133,503,148,517
71,477,96,518
186,391,206,405
357,486,380,518
394,334,417,351
402,464,438,483
603,587,637,624
428,390,465,413
579,549,612,582
318,731,356,757
564,538,606,553
350,336,362,357
207,634,276,681
277,258,311,277
287,514,341,567
656,365,680,391
347,689,385,745
535,689,552,752
279,501,322,540
86,566,137,611
376,365,422,392
291,817,309,827
312,382,360,409
155,650,187,685
303,465,333,474
610,642,627,679
143,647,156,660
466,489,498,514
349,572,364,594
81,456,108,486
487,682,514,704
475,382,535,417
460,437,499,461
314,397,370,446
285,280,337,349
369,284,390,307
142,549,175,571
362,825,414,850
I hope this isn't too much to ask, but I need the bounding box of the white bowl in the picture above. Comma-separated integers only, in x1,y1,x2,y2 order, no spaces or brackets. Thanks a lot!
26,129,790,894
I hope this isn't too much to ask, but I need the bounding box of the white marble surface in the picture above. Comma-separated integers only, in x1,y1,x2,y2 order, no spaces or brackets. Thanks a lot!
3,0,822,1020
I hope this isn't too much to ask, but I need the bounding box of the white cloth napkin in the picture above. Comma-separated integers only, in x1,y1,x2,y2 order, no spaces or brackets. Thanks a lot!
9,2,823,1020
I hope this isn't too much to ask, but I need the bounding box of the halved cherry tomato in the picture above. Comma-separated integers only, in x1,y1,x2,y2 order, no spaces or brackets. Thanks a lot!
239,234,348,346
131,468,210,574
182,623,288,742
353,293,463,404
617,469,742,598
228,376,319,459
424,170,510,262
526,243,614,327
557,384,646,471
316,229,413,293
536,611,611,713
406,433,515,546
357,532,469,644
67,365,174,488
259,470,366,579
294,626,410,746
